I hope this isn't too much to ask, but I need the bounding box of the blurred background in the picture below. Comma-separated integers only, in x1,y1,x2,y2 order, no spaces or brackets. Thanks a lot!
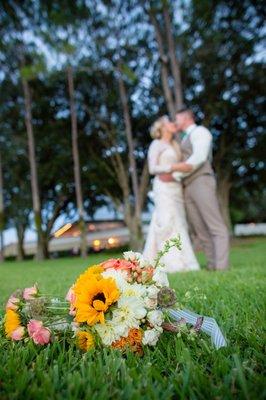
0,0,265,261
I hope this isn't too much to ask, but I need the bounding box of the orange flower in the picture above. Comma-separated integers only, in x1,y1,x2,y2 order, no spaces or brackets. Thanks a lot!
4,309,25,341
76,331,94,351
111,328,143,354
74,276,120,325
128,328,142,345
74,265,104,294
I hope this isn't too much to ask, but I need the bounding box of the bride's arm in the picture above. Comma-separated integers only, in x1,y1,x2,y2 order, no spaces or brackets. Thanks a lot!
171,162,193,172
148,141,174,175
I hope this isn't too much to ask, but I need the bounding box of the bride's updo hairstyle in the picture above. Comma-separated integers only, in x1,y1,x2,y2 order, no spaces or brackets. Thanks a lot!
150,115,169,139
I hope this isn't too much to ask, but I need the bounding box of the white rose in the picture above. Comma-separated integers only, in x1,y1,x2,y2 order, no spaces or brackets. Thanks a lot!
144,297,158,310
147,286,160,299
147,310,164,327
142,327,162,346
153,269,169,287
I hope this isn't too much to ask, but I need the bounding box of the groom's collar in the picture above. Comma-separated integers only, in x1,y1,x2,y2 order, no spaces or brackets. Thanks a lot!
185,123,197,135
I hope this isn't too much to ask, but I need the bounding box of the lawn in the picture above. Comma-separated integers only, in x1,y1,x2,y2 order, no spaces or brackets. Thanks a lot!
0,238,265,399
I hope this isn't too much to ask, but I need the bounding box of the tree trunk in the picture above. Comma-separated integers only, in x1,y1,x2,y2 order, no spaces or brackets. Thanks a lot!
0,153,4,262
67,66,87,258
42,232,50,259
117,65,141,219
149,11,176,119
163,3,184,110
217,177,232,232
16,223,25,261
117,63,144,250
129,218,143,251
22,77,45,260
123,201,143,251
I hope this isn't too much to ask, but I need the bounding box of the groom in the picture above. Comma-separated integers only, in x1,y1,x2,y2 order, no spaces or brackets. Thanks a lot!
160,108,229,270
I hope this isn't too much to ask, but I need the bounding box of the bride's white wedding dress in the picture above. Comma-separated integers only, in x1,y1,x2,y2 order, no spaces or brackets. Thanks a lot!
143,139,200,272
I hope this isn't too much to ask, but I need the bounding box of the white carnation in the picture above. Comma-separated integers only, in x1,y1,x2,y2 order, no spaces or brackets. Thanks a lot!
95,320,127,346
112,296,147,331
142,327,163,346
122,282,146,299
147,310,164,327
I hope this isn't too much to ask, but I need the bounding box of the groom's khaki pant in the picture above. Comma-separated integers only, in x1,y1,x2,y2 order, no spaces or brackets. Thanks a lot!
184,174,229,270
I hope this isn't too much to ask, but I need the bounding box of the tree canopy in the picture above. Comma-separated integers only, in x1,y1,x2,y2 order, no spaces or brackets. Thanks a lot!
0,0,264,257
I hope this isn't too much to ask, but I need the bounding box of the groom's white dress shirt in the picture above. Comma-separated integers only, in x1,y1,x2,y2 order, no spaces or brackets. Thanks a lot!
173,123,212,181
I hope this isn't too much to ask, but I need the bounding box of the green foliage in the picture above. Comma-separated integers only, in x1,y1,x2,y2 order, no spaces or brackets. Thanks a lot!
0,0,265,248
0,239,265,399
20,60,47,80
154,236,182,267
120,64,138,84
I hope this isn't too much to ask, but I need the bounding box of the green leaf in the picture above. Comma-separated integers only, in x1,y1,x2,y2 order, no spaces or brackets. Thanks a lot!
120,64,137,83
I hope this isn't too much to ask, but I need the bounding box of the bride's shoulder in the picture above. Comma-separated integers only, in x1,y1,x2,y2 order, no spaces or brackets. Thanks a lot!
149,139,161,150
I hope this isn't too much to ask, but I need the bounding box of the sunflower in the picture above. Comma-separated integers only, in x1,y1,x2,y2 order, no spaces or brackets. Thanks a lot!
4,309,21,337
76,331,94,351
74,265,104,295
74,277,120,325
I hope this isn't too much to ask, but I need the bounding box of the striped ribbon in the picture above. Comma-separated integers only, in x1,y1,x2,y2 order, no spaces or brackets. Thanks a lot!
168,308,227,349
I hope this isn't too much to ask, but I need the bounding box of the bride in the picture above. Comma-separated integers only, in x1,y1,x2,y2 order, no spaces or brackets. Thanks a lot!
143,115,200,272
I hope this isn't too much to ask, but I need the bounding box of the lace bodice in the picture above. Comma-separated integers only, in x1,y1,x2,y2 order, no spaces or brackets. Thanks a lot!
148,139,182,175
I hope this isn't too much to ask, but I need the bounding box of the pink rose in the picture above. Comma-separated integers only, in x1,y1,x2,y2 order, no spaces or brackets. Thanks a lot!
6,295,20,311
23,285,38,300
27,319,51,345
11,326,25,341
101,258,135,271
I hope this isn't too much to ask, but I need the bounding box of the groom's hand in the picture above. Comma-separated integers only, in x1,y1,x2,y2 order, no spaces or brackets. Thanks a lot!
159,173,175,182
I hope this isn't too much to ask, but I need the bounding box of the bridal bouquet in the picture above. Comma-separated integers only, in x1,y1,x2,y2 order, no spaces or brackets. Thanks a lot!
2,238,227,353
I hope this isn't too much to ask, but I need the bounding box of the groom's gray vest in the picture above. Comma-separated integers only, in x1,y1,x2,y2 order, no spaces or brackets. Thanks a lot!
181,125,214,186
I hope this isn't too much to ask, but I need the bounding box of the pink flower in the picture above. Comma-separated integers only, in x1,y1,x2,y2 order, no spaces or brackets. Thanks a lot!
69,306,76,316
6,295,20,311
27,319,43,335
101,258,136,271
11,326,25,341
66,286,76,304
27,319,51,345
66,286,77,316
23,285,38,300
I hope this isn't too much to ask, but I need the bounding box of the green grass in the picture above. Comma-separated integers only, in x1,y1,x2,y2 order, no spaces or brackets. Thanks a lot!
0,239,265,400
